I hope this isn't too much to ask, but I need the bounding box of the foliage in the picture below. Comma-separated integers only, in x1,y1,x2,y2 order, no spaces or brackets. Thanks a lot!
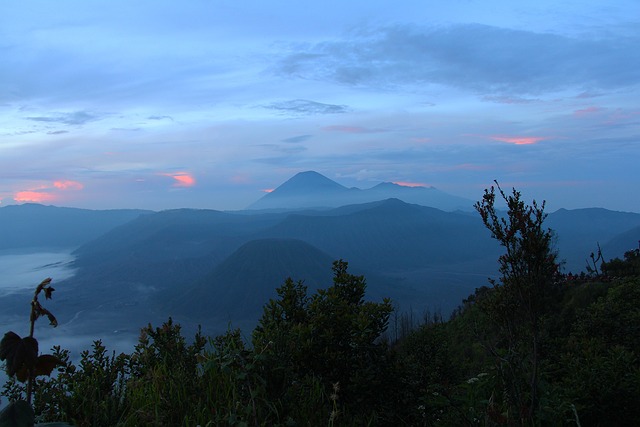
123,319,206,426
0,278,68,427
602,246,640,277
473,182,561,423
253,260,394,423
6,342,131,426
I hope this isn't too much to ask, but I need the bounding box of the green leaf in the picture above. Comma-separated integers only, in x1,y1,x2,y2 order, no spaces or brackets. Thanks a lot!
0,400,35,427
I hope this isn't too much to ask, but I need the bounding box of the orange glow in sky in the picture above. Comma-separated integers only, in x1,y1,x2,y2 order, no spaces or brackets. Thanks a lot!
14,191,56,203
393,181,427,188
54,180,84,190
164,172,196,187
490,136,547,145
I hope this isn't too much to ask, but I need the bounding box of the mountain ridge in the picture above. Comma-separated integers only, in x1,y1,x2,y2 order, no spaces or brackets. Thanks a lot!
247,171,474,211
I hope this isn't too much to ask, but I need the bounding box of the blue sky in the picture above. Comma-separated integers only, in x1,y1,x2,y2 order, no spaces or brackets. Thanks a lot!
1,0,639,211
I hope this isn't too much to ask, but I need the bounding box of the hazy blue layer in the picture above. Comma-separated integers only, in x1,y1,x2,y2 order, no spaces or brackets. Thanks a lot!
0,250,76,295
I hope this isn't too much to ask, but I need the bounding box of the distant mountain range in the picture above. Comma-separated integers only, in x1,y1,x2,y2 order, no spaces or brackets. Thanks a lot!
247,171,474,211
0,203,150,251
1,172,640,338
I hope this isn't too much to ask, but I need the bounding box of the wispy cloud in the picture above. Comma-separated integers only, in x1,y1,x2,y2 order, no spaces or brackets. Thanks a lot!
275,24,640,96
25,111,100,125
574,106,602,117
147,115,174,121
392,181,428,188
490,136,550,145
282,135,312,144
14,190,56,203
53,180,84,191
13,179,84,204
263,99,349,115
162,172,196,187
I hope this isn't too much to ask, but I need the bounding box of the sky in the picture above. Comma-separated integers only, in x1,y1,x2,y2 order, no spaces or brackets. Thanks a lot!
1,0,639,212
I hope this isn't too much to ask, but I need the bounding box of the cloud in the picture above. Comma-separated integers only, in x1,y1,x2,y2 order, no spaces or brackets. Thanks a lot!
483,96,539,104
25,111,100,125
392,181,428,188
322,125,386,133
282,135,312,144
53,180,84,191
11,180,84,204
263,99,349,115
574,106,602,117
147,115,174,121
490,136,549,145
162,172,196,187
14,190,56,203
275,24,640,96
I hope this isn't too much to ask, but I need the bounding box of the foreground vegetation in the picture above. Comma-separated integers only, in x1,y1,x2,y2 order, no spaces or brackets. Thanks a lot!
2,185,640,426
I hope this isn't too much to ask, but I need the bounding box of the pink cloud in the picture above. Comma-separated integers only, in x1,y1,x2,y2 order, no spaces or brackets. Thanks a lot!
261,188,274,193
573,106,602,117
490,136,548,145
393,181,427,188
54,180,84,190
162,172,196,187
14,191,57,203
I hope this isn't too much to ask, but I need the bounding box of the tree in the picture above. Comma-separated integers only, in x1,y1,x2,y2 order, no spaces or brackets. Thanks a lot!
253,260,393,421
474,182,560,423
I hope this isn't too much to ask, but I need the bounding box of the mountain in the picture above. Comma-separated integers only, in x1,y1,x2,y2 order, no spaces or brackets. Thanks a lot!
256,198,499,272
70,208,289,289
61,199,503,333
6,198,638,340
247,171,474,211
167,238,335,327
547,208,640,272
602,225,640,263
0,203,151,250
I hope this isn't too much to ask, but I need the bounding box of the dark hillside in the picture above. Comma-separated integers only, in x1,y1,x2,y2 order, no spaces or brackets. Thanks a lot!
258,198,500,271
167,238,335,325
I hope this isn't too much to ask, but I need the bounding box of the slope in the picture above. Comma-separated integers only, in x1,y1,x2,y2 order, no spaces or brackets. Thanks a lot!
0,203,150,250
167,238,335,326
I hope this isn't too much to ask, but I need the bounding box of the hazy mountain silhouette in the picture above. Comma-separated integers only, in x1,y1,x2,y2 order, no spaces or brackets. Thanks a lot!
547,208,640,272
167,238,335,326
70,208,290,290
602,225,640,264
0,203,150,250
256,198,500,272
247,171,473,211
5,195,639,338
